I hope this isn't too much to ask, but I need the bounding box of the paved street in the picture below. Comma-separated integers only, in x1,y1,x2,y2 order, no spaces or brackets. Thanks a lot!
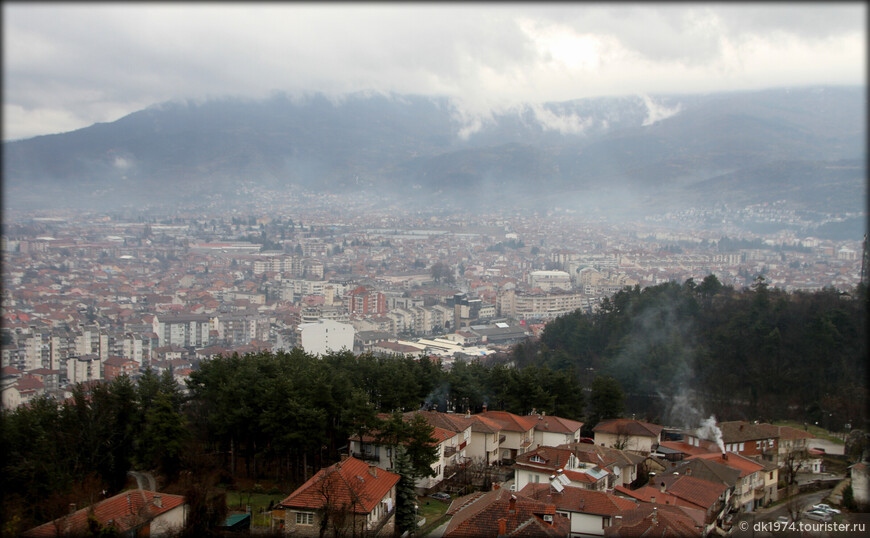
731,487,869,537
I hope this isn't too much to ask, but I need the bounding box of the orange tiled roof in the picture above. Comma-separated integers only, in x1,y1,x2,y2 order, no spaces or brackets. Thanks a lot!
22,490,185,537
605,503,702,537
686,452,764,478
592,418,663,438
519,483,637,515
443,487,568,537
655,474,728,510
479,410,538,433
528,414,584,434
278,457,398,514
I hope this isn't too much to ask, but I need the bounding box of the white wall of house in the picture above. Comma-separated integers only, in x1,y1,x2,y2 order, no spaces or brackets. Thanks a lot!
534,430,579,450
466,430,501,465
593,432,655,454
150,504,187,536
569,511,609,536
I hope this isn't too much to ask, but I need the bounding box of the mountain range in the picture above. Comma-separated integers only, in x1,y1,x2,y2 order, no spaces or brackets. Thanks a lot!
4,86,865,218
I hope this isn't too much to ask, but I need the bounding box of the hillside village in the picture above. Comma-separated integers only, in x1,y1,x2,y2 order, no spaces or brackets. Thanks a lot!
272,412,846,537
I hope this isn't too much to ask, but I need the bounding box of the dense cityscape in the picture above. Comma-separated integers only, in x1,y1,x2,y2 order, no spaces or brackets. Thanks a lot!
3,194,864,397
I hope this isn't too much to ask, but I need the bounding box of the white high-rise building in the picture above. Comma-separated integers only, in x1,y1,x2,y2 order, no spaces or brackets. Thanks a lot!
297,319,355,357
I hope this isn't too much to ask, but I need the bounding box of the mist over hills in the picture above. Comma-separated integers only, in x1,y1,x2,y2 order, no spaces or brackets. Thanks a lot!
4,86,865,219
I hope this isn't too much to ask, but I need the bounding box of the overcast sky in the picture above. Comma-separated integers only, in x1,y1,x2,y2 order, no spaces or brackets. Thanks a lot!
3,2,865,141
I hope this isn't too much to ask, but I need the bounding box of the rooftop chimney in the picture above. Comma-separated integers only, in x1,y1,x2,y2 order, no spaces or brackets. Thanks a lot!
509,495,517,514
498,517,507,536
482,403,487,412
127,493,132,514
153,494,162,508
722,452,728,460
369,464,378,478
69,503,77,515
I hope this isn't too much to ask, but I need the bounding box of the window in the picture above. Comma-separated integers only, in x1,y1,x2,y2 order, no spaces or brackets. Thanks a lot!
756,441,761,449
296,512,314,525
739,443,745,451
530,455,545,463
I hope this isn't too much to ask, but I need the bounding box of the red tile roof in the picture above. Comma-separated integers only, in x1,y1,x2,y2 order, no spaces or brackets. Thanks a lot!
658,440,718,457
605,503,703,537
593,418,663,438
527,414,584,434
443,488,568,537
614,485,689,508
479,410,538,433
22,490,186,537
519,483,637,515
278,457,399,514
686,452,764,478
655,475,729,510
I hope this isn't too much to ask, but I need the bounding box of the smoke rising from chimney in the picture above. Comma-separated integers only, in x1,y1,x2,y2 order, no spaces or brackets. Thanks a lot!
695,415,725,453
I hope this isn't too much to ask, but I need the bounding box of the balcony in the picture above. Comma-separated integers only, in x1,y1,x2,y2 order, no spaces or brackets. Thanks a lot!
520,438,532,448
444,446,457,457
499,435,506,444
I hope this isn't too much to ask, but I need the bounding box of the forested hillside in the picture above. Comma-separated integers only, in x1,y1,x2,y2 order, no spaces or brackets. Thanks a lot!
532,277,867,430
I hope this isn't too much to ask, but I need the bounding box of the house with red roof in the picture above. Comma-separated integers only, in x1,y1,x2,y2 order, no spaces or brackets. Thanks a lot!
592,419,664,455
558,441,646,489
443,487,569,537
687,452,777,512
271,456,398,537
22,489,187,537
478,410,538,462
527,413,584,450
514,446,611,492
617,473,729,533
519,483,637,536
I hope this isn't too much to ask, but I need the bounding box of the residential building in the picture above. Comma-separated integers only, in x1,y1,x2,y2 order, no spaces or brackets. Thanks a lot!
297,319,355,356
443,487,569,537
478,410,538,462
519,483,638,537
592,419,664,455
272,457,398,537
22,490,187,537
528,413,584,449
514,446,611,492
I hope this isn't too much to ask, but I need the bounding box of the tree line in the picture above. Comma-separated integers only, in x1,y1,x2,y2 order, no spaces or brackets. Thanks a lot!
1,349,599,535
533,276,867,431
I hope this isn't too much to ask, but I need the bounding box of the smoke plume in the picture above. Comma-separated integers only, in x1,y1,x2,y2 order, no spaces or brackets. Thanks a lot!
695,415,725,453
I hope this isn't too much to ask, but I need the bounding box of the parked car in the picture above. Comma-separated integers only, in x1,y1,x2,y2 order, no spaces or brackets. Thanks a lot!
803,510,832,522
812,503,841,515
579,437,595,444
429,492,451,501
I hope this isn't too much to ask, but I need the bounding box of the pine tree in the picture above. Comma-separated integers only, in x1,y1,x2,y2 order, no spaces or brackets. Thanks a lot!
392,445,418,535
